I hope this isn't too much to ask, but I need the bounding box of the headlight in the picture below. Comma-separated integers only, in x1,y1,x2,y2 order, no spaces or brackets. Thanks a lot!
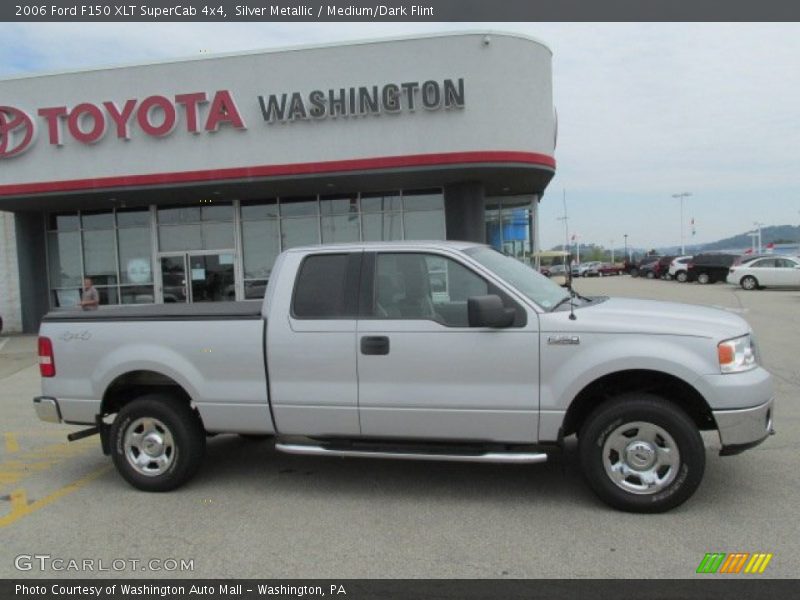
718,334,757,373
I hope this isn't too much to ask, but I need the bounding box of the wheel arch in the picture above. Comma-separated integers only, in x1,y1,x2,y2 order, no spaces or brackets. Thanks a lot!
560,369,716,439
101,370,196,417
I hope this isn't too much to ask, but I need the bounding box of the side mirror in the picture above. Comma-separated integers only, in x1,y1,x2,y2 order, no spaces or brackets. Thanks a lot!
468,295,515,328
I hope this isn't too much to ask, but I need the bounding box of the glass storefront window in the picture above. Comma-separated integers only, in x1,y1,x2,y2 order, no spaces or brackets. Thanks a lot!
48,213,79,231
362,212,402,241
322,214,360,243
117,209,151,228
83,229,118,285
280,197,318,217
403,210,445,240
320,195,359,215
81,211,115,230
242,220,280,279
158,222,234,251
118,228,153,284
403,190,444,211
281,217,320,249
241,201,279,220
158,206,201,224
47,231,82,289
361,192,401,212
120,285,155,304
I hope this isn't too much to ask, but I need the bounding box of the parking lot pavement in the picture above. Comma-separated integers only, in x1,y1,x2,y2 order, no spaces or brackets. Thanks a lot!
0,278,797,579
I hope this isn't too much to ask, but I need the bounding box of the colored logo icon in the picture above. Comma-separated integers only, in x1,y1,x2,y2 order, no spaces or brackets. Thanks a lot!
0,106,36,158
697,552,773,574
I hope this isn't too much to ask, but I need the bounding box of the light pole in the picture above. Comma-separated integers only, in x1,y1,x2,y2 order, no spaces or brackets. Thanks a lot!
623,234,628,262
747,231,758,254
610,240,615,263
672,192,692,254
753,222,764,254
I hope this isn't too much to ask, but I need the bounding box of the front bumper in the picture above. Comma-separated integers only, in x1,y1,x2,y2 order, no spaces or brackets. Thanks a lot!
33,396,62,423
713,397,775,456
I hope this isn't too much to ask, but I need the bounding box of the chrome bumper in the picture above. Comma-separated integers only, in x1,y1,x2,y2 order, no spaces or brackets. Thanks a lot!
714,398,775,456
33,396,62,424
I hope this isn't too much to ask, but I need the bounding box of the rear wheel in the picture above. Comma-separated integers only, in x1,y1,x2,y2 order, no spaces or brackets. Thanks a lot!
578,394,705,513
741,275,759,291
630,268,639,278
110,394,206,492
676,270,688,283
697,272,711,284
645,271,656,279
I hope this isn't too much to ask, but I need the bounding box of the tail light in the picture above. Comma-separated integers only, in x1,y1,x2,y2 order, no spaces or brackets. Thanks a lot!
38,336,56,377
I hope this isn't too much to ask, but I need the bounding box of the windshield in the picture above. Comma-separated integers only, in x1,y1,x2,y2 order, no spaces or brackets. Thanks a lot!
464,246,571,310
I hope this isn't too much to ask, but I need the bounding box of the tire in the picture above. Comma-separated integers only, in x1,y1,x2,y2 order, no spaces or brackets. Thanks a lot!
676,270,688,283
578,394,705,513
630,268,639,278
696,272,711,285
741,276,759,291
110,393,206,492
645,271,655,279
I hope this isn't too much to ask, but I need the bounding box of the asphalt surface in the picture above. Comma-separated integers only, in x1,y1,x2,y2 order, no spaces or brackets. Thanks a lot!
0,276,797,579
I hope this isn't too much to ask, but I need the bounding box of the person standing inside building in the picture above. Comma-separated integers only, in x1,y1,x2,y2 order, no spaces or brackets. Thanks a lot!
80,277,100,310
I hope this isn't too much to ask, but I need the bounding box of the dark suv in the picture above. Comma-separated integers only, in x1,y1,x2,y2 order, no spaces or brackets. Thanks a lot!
687,253,738,284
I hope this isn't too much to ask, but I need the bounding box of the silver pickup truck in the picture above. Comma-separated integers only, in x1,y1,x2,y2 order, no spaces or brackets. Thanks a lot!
33,241,774,512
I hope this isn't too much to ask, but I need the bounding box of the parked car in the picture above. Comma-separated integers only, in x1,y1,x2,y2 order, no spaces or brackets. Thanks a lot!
669,256,694,282
34,241,774,513
595,263,623,276
634,259,660,279
687,253,738,284
656,256,678,279
727,256,800,290
627,256,662,278
573,261,602,277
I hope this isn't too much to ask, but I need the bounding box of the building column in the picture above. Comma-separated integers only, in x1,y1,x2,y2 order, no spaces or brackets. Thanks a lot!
14,212,50,333
444,182,486,243
0,211,23,333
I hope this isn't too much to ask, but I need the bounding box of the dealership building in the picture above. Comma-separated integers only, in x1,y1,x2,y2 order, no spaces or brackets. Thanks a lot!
0,32,556,333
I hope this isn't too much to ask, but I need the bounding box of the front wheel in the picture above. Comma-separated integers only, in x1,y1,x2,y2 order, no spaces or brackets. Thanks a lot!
110,394,206,492
578,394,705,513
645,271,656,279
741,276,759,291
676,270,688,283
629,268,639,278
697,272,711,284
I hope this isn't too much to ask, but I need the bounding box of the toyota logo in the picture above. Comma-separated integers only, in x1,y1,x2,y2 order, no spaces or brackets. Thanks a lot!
0,106,36,158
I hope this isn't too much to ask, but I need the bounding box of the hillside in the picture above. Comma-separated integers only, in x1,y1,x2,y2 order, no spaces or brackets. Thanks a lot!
696,225,800,252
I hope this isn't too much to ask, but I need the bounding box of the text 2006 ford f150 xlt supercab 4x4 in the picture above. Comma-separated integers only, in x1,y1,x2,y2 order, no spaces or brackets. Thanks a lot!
33,241,775,512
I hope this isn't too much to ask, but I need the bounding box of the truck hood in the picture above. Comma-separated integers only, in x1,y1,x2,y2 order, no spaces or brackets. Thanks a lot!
540,296,750,340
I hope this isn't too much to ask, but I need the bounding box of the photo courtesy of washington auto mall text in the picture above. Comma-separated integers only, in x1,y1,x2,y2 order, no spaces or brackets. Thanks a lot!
1,0,799,599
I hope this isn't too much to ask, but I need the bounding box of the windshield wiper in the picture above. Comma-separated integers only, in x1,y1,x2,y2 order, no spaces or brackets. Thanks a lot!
551,295,574,312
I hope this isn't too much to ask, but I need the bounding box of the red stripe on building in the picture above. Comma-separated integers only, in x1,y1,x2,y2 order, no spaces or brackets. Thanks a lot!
0,151,556,197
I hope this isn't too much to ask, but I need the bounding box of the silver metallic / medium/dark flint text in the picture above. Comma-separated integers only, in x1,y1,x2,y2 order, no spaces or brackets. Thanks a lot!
14,554,194,572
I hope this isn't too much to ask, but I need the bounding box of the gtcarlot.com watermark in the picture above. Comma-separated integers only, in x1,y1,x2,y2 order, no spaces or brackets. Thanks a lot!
14,553,194,572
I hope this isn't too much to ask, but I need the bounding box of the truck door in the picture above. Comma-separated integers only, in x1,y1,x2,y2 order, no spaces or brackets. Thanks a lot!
356,251,540,443
267,251,362,436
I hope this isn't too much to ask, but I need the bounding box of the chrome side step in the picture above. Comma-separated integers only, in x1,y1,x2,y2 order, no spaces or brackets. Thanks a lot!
275,443,548,464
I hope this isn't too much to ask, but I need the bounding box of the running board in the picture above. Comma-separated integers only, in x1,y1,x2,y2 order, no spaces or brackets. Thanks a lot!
275,443,548,464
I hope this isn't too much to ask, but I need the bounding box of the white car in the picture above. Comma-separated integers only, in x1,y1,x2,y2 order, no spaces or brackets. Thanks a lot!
669,255,694,282
727,255,800,290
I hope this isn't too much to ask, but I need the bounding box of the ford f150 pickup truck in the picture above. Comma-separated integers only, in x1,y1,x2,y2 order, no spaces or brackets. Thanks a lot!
33,241,775,513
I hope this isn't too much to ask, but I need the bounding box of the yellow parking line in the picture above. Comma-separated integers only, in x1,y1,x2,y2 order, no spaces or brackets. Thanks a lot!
4,433,19,453
0,464,112,528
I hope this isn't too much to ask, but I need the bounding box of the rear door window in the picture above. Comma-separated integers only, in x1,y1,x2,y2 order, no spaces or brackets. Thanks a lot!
292,253,361,318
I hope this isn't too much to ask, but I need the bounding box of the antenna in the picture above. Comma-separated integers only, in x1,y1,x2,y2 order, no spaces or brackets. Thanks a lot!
556,189,577,320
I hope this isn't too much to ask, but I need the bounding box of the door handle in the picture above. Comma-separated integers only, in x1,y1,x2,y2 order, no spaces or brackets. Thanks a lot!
361,336,390,356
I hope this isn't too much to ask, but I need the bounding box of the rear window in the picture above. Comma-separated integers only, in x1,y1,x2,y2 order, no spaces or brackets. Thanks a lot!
292,254,360,318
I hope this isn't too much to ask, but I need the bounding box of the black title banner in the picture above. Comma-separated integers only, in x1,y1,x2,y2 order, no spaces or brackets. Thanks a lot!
3,0,800,22
3,579,799,600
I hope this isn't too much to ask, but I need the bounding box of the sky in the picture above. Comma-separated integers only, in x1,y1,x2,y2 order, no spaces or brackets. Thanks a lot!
1,22,799,250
